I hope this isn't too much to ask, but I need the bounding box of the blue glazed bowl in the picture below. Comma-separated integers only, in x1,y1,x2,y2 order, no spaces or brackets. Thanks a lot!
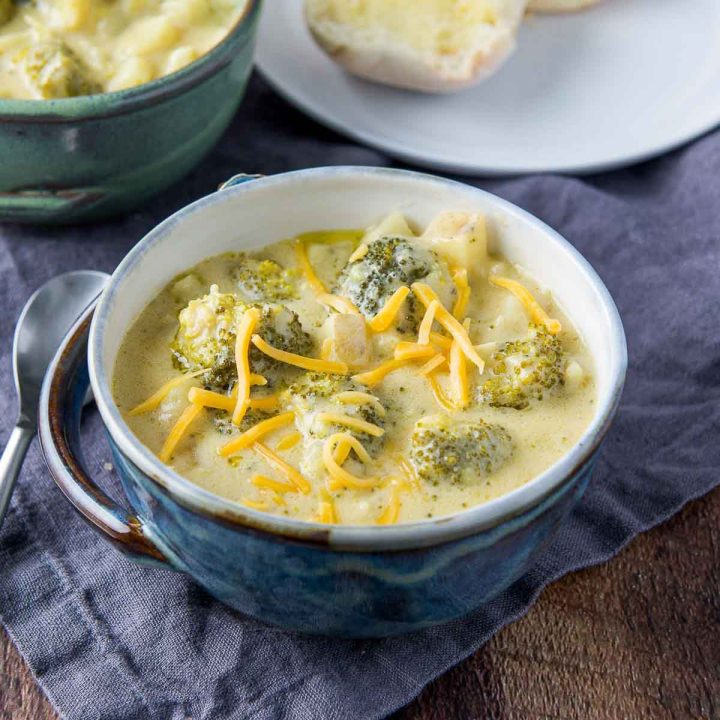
39,167,627,637
0,1,261,224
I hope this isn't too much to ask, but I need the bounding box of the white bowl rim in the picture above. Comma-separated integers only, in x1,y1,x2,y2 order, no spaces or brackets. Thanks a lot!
88,166,627,551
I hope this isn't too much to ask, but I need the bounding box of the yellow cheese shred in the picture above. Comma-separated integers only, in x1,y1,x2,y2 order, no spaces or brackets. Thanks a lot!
315,412,385,437
188,387,278,413
449,338,469,408
376,482,402,525
251,474,296,495
220,412,295,457
314,487,337,523
294,238,327,294
393,342,437,361
320,337,334,360
416,353,446,376
318,293,361,315
323,433,379,490
253,442,311,494
427,374,456,412
396,455,421,491
412,283,484,372
336,391,386,417
242,498,270,511
251,335,349,375
275,431,302,451
417,300,439,346
452,268,471,320
489,275,562,335
158,403,204,463
232,307,261,426
429,332,453,351
128,368,207,416
352,357,411,386
367,286,410,333
348,243,369,263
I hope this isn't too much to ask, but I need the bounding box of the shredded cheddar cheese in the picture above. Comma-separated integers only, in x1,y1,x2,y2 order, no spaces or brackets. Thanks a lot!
158,403,204,463
251,335,349,375
242,498,270,511
451,268,471,320
219,412,295,457
367,286,410,333
188,387,278,413
489,275,562,335
323,433,379,490
316,412,384,437
348,242,369,263
318,293,361,315
253,442,311,494
275,431,302,451
417,299,439,346
336,391,386,417
427,374,456,412
449,338,469,408
320,337,334,360
396,455,421,491
129,368,207,416
393,343,437,361
232,307,261,426
352,357,411,386
416,353,446,376
412,283,484,372
251,474,296,495
429,332,453,351
376,483,402,525
294,238,327,294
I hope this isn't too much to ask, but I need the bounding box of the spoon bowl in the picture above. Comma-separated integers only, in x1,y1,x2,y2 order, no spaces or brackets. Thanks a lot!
0,270,109,530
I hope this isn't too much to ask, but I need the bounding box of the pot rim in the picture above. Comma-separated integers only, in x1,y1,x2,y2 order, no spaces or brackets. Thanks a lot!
88,166,627,551
0,0,260,122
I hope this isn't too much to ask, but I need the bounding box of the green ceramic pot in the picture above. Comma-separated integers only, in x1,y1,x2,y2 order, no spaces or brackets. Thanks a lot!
0,0,261,224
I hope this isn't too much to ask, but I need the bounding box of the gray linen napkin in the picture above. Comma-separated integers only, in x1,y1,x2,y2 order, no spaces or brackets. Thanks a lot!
0,75,718,720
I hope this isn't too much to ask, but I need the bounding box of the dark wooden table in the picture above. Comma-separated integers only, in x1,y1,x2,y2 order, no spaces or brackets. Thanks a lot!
2,488,719,720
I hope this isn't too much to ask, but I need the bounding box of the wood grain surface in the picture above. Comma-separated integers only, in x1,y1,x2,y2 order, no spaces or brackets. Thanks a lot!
2,488,719,720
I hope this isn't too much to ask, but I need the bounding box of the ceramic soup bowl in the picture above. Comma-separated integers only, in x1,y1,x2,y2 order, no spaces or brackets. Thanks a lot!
0,1,260,224
39,167,627,637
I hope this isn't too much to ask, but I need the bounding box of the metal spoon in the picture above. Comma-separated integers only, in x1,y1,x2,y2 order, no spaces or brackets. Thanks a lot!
0,270,109,531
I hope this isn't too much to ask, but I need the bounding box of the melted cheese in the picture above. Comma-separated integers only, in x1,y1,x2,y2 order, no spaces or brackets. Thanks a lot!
232,307,260,425
315,412,385,437
253,442,311,494
412,282,484,372
158,402,203,463
489,275,562,335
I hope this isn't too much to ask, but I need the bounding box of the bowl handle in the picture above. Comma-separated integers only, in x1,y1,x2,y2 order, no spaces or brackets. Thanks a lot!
0,187,106,223
38,302,169,568
217,173,265,191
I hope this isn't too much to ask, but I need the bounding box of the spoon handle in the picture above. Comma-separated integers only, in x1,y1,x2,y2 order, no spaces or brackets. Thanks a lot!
0,425,34,530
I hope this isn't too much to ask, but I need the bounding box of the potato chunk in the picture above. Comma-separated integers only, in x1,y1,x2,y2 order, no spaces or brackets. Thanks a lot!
331,313,371,369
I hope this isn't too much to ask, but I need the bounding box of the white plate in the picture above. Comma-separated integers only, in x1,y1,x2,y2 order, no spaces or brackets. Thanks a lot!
255,0,720,176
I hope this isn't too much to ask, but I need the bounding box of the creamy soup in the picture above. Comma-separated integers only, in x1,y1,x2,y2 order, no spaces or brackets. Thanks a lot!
114,212,596,525
0,0,247,99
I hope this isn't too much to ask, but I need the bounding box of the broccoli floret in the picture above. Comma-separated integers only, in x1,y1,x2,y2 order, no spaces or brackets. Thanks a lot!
22,42,100,99
170,285,313,391
334,236,455,333
409,415,513,484
0,0,15,25
210,407,271,435
478,324,565,410
232,254,297,303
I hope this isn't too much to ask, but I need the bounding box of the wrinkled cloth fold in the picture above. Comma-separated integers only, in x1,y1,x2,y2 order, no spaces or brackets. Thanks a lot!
0,75,718,720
